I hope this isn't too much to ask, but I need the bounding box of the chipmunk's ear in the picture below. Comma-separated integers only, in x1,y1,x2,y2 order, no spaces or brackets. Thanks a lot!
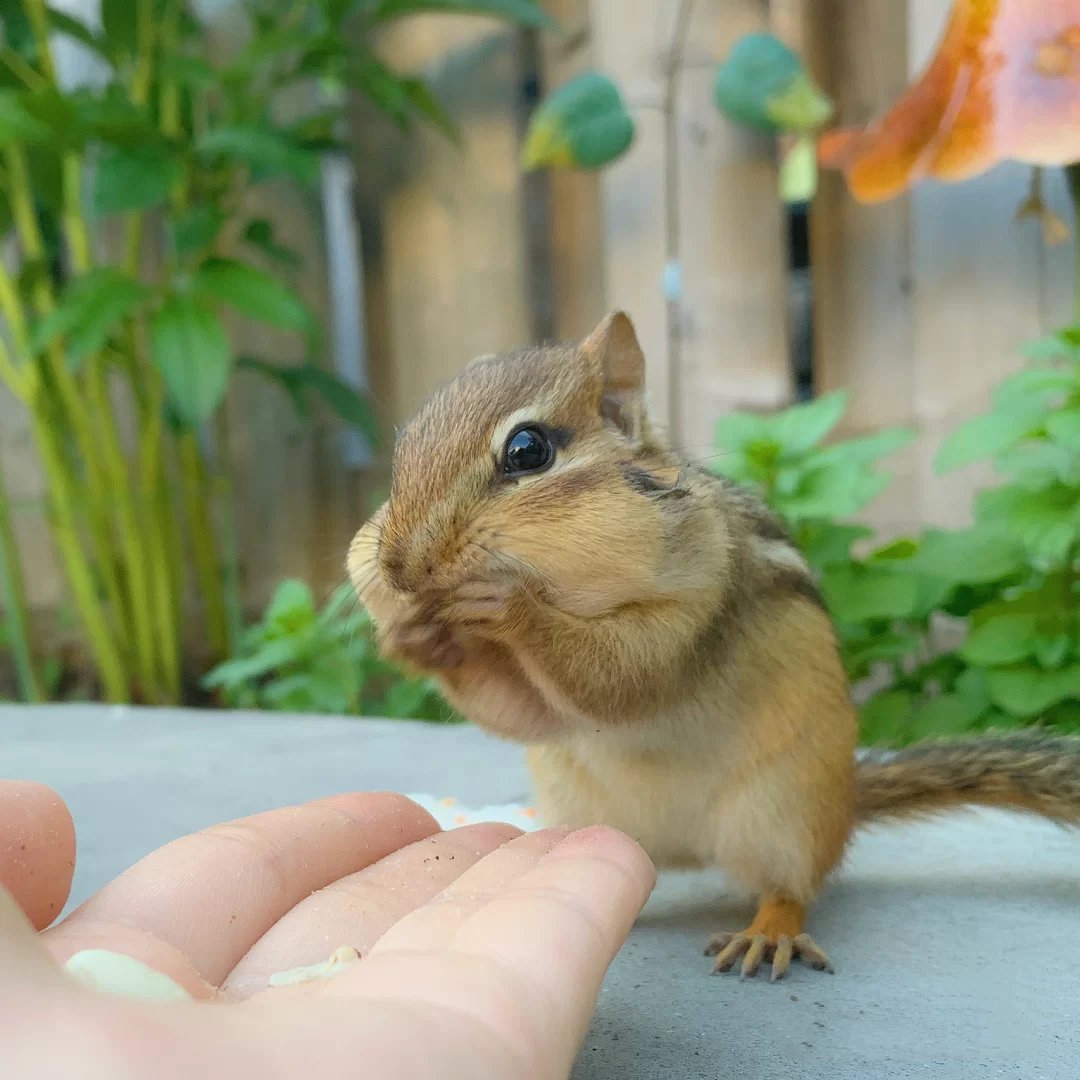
465,352,498,371
580,310,646,442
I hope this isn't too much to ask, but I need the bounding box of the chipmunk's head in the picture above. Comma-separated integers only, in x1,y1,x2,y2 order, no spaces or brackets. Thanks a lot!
365,312,685,616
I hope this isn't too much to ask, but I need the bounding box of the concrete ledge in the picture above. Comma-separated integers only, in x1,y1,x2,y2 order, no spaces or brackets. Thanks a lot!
4,705,1078,1078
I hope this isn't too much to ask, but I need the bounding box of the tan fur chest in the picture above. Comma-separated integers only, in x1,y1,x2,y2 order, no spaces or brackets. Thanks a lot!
526,734,731,869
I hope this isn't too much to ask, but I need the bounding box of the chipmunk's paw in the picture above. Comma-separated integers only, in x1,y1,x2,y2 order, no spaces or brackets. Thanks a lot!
438,576,528,632
704,896,832,981
705,931,832,981
379,607,463,671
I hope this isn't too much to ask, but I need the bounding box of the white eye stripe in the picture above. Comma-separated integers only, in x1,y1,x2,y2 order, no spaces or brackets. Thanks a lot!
490,408,547,459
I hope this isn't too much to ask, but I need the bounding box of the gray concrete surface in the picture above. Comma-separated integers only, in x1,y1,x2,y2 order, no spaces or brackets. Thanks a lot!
4,704,1080,1079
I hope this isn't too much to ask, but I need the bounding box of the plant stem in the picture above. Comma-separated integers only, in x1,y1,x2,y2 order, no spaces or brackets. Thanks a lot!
23,0,56,82
140,372,182,699
179,433,228,658
0,390,42,701
4,148,132,691
213,410,243,654
29,409,128,701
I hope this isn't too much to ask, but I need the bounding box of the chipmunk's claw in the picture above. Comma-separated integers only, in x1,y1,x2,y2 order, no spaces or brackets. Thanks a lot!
705,931,832,980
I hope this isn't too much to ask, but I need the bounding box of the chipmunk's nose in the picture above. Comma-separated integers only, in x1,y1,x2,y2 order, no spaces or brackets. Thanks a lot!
379,536,437,595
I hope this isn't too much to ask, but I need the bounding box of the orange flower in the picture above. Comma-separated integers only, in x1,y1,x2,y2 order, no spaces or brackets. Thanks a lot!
818,0,1080,203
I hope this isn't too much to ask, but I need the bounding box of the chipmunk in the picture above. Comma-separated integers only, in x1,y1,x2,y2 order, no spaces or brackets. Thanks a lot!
348,311,1080,981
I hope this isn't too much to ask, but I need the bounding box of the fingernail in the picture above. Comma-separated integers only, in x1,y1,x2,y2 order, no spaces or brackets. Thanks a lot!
268,945,360,987
63,950,192,1002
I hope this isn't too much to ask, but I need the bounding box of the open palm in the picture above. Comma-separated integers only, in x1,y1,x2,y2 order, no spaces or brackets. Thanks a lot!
1,782,654,1079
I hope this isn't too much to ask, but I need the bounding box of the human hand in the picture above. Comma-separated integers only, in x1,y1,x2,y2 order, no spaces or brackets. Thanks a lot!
0,781,655,1079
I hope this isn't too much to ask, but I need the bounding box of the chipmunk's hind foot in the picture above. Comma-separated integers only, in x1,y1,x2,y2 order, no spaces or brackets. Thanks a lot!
704,895,833,981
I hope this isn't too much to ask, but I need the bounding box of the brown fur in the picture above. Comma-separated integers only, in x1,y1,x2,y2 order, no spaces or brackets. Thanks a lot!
856,732,1080,825
347,311,1080,980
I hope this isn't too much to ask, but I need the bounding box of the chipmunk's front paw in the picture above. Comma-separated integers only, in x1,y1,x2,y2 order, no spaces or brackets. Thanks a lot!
438,576,528,632
379,607,463,672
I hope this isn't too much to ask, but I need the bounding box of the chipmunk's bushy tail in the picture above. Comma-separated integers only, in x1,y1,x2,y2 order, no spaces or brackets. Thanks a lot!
855,731,1080,827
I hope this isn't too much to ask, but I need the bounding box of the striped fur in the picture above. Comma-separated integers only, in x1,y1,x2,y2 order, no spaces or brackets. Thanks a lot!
857,732,1080,825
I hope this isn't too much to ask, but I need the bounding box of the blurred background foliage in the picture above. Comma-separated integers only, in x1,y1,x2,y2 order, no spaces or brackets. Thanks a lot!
0,0,1078,747
0,0,546,715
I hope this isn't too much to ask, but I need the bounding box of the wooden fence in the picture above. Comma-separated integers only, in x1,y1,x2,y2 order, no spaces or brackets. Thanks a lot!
1,0,1075,624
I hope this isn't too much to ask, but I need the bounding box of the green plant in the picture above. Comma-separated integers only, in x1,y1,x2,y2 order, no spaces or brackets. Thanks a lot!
710,390,941,699
713,346,1080,747
203,578,455,720
0,0,550,705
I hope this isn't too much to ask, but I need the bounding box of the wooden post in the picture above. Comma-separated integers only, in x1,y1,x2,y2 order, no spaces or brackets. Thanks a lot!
537,0,607,342
357,17,533,429
802,0,918,540
675,0,792,462
587,0,676,434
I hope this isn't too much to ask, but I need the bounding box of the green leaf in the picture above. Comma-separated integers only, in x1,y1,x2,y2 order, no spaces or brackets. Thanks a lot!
238,358,379,442
935,398,1046,472
994,441,1079,489
900,527,1025,585
859,690,914,745
169,205,225,259
769,390,848,455
811,427,914,468
959,612,1040,665
821,563,919,622
29,268,149,368
0,91,49,145
401,78,459,141
197,127,321,185
292,366,378,439
161,53,218,91
368,0,555,29
986,665,1080,717
150,294,232,426
1034,634,1072,670
101,0,139,57
381,677,434,718
992,366,1077,408
94,145,181,215
955,666,992,712
1046,408,1080,452
522,72,634,170
347,53,412,129
975,485,1080,564
202,637,300,689
1022,327,1080,363
243,219,303,269
264,579,318,635
193,258,314,333
867,538,918,562
714,411,772,451
777,462,890,522
908,693,986,740
798,523,873,568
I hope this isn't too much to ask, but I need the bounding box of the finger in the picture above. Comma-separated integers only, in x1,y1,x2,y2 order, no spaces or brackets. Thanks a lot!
45,792,438,989
317,826,654,1077
0,889,63,990
365,827,569,957
0,781,76,930
224,822,522,998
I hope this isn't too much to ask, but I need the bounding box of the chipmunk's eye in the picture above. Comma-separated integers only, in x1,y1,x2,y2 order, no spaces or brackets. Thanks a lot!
503,425,554,478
